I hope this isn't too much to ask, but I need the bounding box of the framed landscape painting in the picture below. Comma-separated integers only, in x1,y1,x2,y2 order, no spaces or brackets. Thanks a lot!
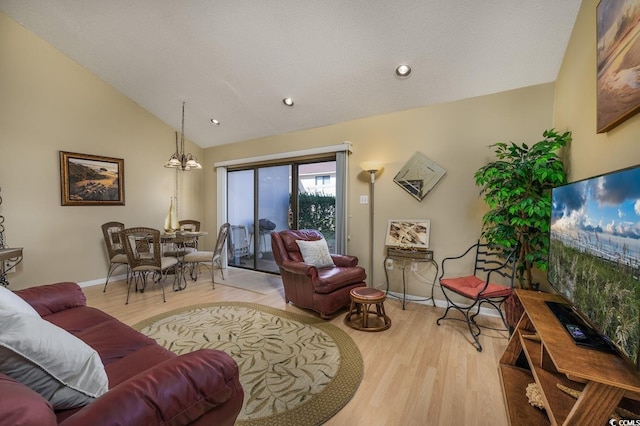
385,219,430,250
596,0,640,133
59,151,125,206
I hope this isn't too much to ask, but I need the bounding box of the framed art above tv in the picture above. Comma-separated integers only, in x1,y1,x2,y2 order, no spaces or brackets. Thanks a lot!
596,0,640,133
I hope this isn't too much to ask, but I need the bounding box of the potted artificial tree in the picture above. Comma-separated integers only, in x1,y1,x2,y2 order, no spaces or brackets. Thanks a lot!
474,129,571,292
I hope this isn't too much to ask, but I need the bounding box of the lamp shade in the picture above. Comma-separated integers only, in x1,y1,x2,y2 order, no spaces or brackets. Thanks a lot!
360,161,383,173
165,156,181,168
185,158,202,169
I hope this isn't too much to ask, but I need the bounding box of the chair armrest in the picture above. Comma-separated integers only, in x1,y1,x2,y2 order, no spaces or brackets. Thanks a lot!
331,254,358,267
15,282,86,317
279,259,319,278
60,349,243,426
439,242,479,281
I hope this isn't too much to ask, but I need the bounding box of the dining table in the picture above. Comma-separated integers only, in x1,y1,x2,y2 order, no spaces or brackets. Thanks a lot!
161,230,208,291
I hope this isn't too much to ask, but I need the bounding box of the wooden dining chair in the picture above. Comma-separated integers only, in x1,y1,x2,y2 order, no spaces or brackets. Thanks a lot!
120,227,179,304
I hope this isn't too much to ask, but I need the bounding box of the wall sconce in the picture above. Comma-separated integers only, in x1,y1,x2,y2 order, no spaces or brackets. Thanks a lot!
360,161,384,287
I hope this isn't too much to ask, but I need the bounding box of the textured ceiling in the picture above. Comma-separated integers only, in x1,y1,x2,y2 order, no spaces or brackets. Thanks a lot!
1,1,581,148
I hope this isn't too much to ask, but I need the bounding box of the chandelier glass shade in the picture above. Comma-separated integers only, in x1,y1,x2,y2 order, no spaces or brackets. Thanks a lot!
164,102,202,171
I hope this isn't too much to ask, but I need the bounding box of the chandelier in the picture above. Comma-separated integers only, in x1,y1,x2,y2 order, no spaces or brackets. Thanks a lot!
164,102,202,171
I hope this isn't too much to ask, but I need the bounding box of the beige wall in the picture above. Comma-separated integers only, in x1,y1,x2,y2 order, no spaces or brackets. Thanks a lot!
554,1,640,180
0,13,203,289
9,1,632,298
204,84,555,294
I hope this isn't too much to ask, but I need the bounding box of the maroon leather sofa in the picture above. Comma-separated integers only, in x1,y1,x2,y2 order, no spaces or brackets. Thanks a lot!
0,282,243,425
271,229,367,319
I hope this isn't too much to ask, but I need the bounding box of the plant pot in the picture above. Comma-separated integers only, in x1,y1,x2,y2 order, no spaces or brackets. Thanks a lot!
505,293,524,333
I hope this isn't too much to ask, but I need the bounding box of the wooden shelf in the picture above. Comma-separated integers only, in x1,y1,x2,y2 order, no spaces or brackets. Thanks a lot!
500,290,640,425
499,363,549,425
520,334,585,424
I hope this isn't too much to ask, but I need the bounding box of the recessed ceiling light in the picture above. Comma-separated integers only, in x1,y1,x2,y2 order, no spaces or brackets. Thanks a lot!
210,118,220,125
283,97,294,107
395,64,412,78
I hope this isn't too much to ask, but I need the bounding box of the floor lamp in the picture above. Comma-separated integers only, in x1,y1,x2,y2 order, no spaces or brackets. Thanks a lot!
360,161,383,287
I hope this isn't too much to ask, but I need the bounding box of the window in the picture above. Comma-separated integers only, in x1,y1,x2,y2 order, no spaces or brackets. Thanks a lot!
315,175,330,186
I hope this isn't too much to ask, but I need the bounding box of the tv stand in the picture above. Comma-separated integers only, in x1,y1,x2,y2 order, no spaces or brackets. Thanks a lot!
544,301,616,353
499,290,640,425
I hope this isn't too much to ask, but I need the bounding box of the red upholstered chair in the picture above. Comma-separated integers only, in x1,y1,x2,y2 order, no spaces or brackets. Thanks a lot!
436,240,517,352
271,229,367,319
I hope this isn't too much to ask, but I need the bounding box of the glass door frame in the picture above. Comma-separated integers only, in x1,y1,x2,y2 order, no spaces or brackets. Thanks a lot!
214,143,352,272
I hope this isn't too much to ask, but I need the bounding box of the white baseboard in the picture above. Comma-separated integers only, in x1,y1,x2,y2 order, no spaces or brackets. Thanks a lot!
77,273,127,288
385,290,502,318
81,277,502,319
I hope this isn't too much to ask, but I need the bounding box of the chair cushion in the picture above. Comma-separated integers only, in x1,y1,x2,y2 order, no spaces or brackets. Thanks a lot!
296,238,335,268
350,287,386,302
315,266,366,294
441,275,512,299
161,256,179,269
183,251,214,263
0,310,108,410
110,253,128,263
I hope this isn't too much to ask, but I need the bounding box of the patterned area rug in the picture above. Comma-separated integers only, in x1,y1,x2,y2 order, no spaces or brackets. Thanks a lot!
134,302,363,425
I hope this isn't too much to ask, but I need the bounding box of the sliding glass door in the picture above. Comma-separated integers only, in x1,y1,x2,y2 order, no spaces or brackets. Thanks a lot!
227,169,255,269
227,159,337,273
297,161,337,252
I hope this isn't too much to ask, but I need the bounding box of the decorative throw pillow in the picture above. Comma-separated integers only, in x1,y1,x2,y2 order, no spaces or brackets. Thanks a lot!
0,310,108,409
296,238,335,268
0,286,39,316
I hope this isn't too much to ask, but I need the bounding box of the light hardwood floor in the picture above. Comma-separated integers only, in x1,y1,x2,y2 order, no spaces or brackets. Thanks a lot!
87,268,510,426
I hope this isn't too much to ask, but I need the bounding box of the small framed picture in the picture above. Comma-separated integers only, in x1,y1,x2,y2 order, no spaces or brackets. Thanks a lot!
59,151,125,206
385,219,430,250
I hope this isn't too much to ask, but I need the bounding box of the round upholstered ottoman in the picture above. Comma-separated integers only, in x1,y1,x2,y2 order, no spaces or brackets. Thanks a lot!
344,287,391,331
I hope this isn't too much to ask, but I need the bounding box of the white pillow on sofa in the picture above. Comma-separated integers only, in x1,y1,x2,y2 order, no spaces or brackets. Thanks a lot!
296,238,335,268
0,285,39,316
0,310,108,409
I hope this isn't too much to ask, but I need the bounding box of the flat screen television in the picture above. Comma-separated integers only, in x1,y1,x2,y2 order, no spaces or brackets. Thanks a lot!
548,164,640,370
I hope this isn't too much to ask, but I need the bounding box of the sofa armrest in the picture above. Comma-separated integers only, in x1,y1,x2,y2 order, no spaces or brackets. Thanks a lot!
0,372,57,426
279,259,319,278
331,254,358,267
15,282,86,317
60,349,243,426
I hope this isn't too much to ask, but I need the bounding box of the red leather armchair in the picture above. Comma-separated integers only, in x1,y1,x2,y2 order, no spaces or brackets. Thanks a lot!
271,229,366,319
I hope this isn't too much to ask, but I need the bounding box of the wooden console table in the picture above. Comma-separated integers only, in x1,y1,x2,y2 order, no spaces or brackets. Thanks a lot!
0,247,23,287
500,289,640,425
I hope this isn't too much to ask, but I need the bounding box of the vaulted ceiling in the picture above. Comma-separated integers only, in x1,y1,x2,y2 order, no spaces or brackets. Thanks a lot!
1,1,582,148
